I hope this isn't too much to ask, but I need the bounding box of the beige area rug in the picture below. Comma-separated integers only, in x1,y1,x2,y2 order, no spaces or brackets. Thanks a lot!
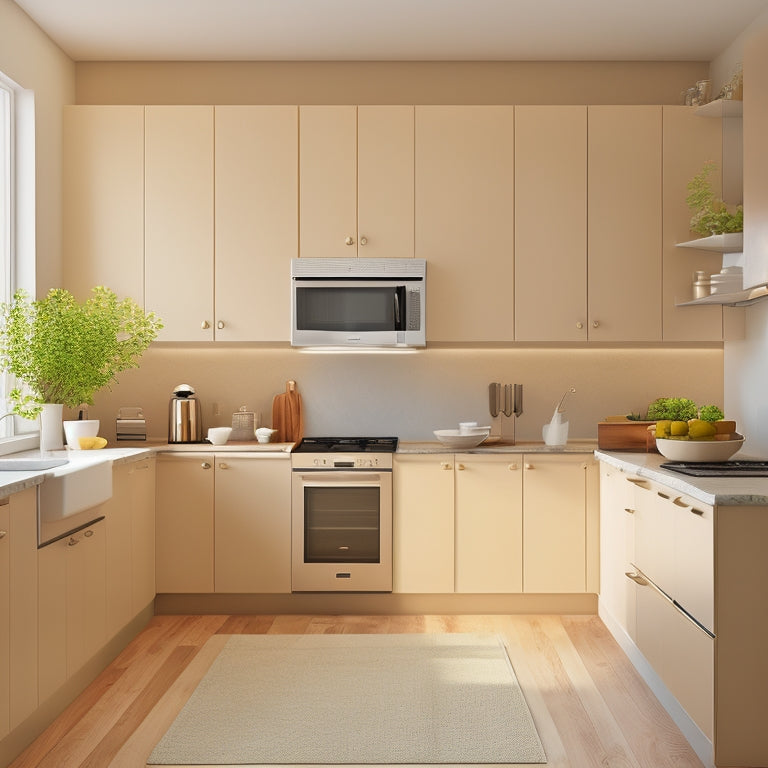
147,633,546,766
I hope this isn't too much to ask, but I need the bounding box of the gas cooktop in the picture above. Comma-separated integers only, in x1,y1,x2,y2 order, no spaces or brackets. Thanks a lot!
660,460,768,477
293,437,399,453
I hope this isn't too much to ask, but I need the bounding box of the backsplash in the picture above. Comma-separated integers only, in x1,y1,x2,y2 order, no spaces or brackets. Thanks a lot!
86,345,724,444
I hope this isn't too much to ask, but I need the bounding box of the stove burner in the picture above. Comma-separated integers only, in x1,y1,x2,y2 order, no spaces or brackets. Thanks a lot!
293,437,399,453
660,460,768,477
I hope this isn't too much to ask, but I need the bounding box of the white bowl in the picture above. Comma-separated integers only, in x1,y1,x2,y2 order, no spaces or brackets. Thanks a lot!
63,419,100,449
207,427,233,445
434,429,489,449
656,434,745,462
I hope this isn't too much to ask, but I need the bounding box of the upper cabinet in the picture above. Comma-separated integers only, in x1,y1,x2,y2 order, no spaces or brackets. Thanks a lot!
415,106,515,342
299,105,414,259
145,106,215,341
588,106,663,342
63,106,145,303
514,106,588,341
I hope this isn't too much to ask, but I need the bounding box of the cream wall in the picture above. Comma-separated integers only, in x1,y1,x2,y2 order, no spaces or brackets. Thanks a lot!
0,0,75,293
69,58,729,442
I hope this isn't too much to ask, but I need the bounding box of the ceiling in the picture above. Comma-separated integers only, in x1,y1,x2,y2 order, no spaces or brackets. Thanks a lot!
12,0,768,63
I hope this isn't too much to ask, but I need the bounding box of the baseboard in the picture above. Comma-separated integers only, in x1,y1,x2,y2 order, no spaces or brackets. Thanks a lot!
598,598,714,768
154,591,598,615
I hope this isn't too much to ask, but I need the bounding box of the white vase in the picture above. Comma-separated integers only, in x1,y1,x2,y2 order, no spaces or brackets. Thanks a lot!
63,419,100,449
39,403,65,452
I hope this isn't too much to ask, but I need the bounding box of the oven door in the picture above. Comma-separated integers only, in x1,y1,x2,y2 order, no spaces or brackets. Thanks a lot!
291,470,392,592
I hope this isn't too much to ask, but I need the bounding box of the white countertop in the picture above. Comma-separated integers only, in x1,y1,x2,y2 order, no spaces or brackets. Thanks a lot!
398,440,599,454
595,449,768,506
0,446,153,498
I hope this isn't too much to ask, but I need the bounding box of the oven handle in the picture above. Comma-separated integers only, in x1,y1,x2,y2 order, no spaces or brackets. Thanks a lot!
295,472,387,485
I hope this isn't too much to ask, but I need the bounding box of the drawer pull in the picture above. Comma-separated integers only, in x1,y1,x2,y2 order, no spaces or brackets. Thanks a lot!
0,530,7,539
623,507,635,514
457,463,466,471
524,463,534,470
691,507,705,516
508,463,518,471
626,477,650,489
440,462,452,470
625,571,647,586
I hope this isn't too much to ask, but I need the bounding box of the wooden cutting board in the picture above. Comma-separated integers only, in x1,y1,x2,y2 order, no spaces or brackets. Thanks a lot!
272,380,304,443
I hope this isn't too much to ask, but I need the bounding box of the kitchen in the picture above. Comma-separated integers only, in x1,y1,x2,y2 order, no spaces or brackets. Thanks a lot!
3,1,768,767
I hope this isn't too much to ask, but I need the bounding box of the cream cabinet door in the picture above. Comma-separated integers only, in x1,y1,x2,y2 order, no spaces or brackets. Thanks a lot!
214,456,291,593
0,500,8,737
662,106,728,341
215,106,298,341
130,457,156,613
104,466,133,638
515,106,588,341
63,106,145,304
145,105,214,341
38,537,68,702
299,105,358,259
155,454,214,593
523,455,591,593
416,106,515,342
588,106,662,341
393,454,454,593
454,454,523,593
357,105,414,259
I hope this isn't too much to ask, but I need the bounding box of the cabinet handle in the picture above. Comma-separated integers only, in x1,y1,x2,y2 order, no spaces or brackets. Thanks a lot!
624,507,635,514
84,529,94,538
218,462,229,470
68,537,79,547
625,571,647,586
626,477,650,489
201,462,212,470
201,320,210,330
457,463,465,471
592,320,600,328
345,236,355,246
672,497,689,507
508,463,518,471
524,463,534,470
576,321,583,329
217,320,225,330
0,530,7,539
690,507,705,516
440,462,452,470
360,236,368,246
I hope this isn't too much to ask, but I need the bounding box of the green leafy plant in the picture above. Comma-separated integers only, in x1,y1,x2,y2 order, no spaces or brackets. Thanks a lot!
699,404,725,422
686,161,743,236
0,287,162,418
646,397,698,421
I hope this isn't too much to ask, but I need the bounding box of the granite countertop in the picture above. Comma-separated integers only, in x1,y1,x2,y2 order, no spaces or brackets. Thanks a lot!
398,439,599,454
0,446,154,498
595,449,768,507
116,439,294,453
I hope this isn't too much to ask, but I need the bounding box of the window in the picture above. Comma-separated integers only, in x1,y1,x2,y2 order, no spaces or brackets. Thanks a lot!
0,75,13,437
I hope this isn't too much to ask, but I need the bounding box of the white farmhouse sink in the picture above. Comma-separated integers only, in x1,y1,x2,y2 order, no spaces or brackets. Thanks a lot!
38,460,113,545
0,457,69,471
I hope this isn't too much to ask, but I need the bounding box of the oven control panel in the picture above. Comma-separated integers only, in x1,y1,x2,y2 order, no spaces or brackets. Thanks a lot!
292,453,393,470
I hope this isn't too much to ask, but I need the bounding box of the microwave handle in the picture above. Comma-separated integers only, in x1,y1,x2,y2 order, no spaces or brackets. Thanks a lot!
394,289,401,326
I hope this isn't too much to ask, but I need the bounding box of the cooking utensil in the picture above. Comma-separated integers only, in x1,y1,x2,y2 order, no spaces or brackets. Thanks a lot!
168,383,203,443
272,380,304,443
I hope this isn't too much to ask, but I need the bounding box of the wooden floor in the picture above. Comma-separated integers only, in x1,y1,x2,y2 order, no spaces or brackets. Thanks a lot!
9,614,706,768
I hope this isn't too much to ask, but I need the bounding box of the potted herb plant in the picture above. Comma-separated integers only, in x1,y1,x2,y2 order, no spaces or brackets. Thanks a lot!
686,161,743,237
0,286,162,449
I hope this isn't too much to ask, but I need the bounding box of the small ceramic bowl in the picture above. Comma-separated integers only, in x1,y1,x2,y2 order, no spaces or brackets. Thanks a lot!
256,428,278,444
207,427,232,445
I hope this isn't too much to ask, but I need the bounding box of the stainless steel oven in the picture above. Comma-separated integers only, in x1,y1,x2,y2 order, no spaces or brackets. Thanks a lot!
291,438,396,592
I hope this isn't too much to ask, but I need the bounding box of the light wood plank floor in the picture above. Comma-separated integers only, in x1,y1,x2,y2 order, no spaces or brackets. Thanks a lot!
10,614,706,768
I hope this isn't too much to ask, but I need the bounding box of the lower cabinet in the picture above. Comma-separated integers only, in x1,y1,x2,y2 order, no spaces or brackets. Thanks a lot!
155,453,291,594
394,452,597,594
38,519,107,702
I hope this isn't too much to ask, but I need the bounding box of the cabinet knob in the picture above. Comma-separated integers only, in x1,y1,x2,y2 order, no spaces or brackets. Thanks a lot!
84,529,94,538
217,320,225,330
524,463,534,470
457,463,465,471
218,462,229,470
592,320,600,328
201,462,212,470
508,463,518,471
440,462,452,470
68,536,79,547
0,530,7,539
345,236,355,246
201,320,210,330
576,321,584,329
360,236,368,246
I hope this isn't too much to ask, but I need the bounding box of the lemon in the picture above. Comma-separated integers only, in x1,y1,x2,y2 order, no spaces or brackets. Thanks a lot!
670,421,689,436
688,419,717,440
78,436,107,450
655,420,672,438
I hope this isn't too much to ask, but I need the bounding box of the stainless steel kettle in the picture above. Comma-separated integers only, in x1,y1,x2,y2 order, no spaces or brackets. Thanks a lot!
168,384,203,443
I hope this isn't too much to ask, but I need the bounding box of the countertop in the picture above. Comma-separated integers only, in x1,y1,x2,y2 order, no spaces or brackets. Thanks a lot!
595,449,768,506
398,439,599,454
0,446,153,499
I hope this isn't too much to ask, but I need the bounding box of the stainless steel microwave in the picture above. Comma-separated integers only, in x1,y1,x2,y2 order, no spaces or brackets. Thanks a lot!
291,258,426,348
